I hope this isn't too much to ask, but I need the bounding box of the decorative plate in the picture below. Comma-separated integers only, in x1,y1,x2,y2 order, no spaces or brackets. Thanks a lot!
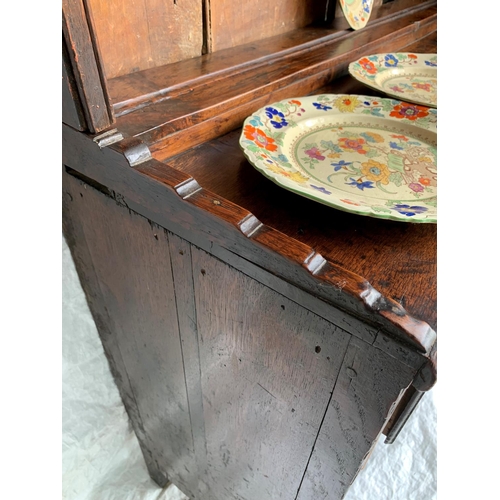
339,0,374,30
349,53,437,107
239,95,437,223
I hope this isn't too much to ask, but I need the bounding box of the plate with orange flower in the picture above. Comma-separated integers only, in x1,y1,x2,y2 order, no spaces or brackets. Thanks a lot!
239,94,437,223
339,0,374,30
349,53,437,107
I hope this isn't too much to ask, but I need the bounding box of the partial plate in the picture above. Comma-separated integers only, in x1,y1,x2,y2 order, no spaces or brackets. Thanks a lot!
239,95,437,223
339,0,374,30
349,53,437,107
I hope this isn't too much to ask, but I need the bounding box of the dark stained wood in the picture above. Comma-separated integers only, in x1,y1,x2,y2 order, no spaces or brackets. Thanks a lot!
62,125,437,361
191,245,351,499
86,0,203,79
108,27,348,115
296,337,417,499
62,0,114,132
62,171,198,496
62,2,438,497
107,0,434,116
110,2,436,156
162,85,437,335
167,233,209,497
62,40,86,131
64,166,427,499
62,171,168,487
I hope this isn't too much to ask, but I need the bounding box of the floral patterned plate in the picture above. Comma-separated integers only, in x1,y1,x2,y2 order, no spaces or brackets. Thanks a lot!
349,53,437,107
339,0,374,30
239,95,437,223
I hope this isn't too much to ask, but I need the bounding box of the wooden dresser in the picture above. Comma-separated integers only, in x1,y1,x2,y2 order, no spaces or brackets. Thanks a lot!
62,1,437,498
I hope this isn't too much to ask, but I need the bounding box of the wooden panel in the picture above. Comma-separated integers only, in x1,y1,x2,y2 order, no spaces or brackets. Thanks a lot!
168,233,209,498
86,0,203,79
208,0,327,52
62,0,114,132
191,246,351,499
62,172,198,496
63,168,431,498
62,171,168,487
297,337,416,499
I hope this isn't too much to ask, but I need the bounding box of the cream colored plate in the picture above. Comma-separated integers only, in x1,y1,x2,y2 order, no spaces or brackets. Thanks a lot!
240,95,437,223
349,53,437,107
339,0,374,30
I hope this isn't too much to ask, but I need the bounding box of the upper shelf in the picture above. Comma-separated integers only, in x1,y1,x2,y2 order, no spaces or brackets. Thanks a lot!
110,0,437,158
63,0,435,137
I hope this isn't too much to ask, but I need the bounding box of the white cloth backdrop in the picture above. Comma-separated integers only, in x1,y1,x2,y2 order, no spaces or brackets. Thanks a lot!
62,235,437,500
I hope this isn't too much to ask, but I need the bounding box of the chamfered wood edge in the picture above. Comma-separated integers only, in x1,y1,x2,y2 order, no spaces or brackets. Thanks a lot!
62,125,437,382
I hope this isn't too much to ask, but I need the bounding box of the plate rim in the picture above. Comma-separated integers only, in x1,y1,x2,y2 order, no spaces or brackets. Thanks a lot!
348,52,438,108
239,94,437,224
339,0,375,30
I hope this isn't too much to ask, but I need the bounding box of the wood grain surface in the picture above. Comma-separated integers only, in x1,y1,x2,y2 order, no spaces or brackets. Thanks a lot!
62,41,86,131
62,0,114,132
296,337,416,499
191,245,351,499
86,0,203,79
63,1,438,498
63,169,423,499
112,2,436,156
62,172,169,487
164,74,437,332
208,0,327,52
63,171,198,495
63,124,437,361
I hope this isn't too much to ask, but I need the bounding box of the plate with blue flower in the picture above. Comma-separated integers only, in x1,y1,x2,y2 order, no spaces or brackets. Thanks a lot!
339,0,374,30
349,53,437,107
239,94,437,223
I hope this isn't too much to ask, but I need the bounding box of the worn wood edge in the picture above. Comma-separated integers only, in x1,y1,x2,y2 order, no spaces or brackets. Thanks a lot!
111,29,350,116
62,0,114,133
62,39,87,131
109,0,436,116
412,341,437,391
121,11,436,158
62,126,437,365
80,0,114,120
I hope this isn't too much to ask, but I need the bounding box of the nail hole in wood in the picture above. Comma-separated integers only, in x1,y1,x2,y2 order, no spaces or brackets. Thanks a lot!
315,346,321,353
281,305,285,310
179,250,184,255
201,269,206,276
